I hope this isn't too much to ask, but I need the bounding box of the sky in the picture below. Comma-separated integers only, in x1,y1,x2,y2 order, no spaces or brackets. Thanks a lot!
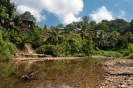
11,0,133,27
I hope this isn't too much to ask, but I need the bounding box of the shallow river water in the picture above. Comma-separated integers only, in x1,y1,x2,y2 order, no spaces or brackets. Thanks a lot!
0,58,105,88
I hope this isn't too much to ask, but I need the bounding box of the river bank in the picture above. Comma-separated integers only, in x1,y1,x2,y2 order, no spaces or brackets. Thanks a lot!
95,59,133,88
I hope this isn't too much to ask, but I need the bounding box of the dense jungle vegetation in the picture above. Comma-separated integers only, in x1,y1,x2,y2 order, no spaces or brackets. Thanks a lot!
1,0,133,61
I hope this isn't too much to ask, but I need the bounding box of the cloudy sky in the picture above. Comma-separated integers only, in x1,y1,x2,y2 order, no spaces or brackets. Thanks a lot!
11,0,133,27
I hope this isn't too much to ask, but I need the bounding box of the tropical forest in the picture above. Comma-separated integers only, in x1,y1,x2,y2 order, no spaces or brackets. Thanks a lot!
1,0,133,59
1,0,133,88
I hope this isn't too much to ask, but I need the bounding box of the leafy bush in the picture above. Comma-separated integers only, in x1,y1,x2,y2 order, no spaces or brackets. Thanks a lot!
82,40,94,56
0,30,15,61
123,44,133,57
36,44,58,57
26,26,44,48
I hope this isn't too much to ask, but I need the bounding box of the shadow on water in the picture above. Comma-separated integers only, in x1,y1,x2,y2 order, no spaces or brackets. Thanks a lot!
0,58,105,88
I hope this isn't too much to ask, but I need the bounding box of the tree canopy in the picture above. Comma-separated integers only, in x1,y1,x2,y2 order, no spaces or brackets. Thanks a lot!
1,0,133,59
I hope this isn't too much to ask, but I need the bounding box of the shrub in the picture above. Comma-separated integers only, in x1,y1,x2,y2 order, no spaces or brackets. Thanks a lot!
36,44,58,57
123,44,133,57
0,30,15,61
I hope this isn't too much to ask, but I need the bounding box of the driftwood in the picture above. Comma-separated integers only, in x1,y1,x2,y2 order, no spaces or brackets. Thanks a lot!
21,69,42,82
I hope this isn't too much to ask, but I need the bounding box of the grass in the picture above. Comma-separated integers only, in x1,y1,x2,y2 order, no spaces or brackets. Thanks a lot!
92,50,122,57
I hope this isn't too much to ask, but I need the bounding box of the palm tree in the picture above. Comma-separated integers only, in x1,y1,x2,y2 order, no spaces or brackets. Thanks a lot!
47,26,62,45
125,31,133,43
109,31,119,48
98,30,108,49
79,23,89,39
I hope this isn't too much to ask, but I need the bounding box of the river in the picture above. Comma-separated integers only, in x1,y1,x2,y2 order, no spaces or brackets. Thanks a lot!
0,57,105,88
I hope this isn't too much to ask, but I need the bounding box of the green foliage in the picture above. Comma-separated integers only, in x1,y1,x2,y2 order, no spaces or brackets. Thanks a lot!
36,44,58,57
0,30,15,61
82,16,89,23
66,33,83,55
82,40,94,56
123,44,133,57
109,18,130,34
21,11,36,22
0,63,15,81
36,33,83,57
9,34,23,45
116,36,128,49
130,19,133,33
0,2,133,58
26,26,44,48
0,4,9,20
0,0,16,18
92,50,121,57
96,22,109,31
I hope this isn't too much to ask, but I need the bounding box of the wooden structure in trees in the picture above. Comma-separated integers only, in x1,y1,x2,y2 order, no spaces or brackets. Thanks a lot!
21,20,33,34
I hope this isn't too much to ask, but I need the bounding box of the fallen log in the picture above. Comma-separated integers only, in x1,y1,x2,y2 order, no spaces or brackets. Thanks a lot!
21,69,42,82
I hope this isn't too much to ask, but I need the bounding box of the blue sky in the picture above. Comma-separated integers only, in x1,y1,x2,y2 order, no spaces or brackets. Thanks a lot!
11,0,133,27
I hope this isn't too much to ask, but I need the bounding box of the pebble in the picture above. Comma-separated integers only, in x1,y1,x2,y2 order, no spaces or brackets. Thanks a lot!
95,59,133,88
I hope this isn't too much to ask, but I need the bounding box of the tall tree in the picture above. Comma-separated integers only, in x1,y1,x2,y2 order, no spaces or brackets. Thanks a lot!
47,26,62,45
96,22,109,31
109,18,129,34
0,5,9,26
82,16,89,23
89,21,96,30
21,11,36,22
0,0,16,28
130,19,133,33
0,0,16,18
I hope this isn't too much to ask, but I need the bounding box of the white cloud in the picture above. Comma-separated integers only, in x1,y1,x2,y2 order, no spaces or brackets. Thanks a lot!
90,6,114,23
11,0,83,24
17,5,46,22
118,11,126,19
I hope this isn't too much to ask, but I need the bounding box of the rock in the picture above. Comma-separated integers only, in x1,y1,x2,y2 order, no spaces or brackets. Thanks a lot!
95,59,133,88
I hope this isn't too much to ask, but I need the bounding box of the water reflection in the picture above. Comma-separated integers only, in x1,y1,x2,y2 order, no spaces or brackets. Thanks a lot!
0,58,105,88
58,83,71,88
37,84,44,88
45,84,53,88
37,83,71,88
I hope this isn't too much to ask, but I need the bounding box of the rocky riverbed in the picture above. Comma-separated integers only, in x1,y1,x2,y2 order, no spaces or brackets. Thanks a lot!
95,59,133,88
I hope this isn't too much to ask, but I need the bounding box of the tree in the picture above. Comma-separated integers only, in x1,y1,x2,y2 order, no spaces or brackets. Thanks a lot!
47,26,62,45
80,23,90,39
21,11,36,22
109,31,119,48
56,24,64,29
0,0,16,18
26,25,44,48
65,23,75,33
12,14,22,27
109,18,130,34
130,19,133,33
82,16,89,23
0,30,14,61
0,5,9,27
96,22,109,31
116,36,128,49
82,40,94,56
0,0,16,28
98,30,107,49
125,32,133,43
89,21,96,30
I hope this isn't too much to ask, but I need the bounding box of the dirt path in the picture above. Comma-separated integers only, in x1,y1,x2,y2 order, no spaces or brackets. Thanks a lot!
95,59,133,88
